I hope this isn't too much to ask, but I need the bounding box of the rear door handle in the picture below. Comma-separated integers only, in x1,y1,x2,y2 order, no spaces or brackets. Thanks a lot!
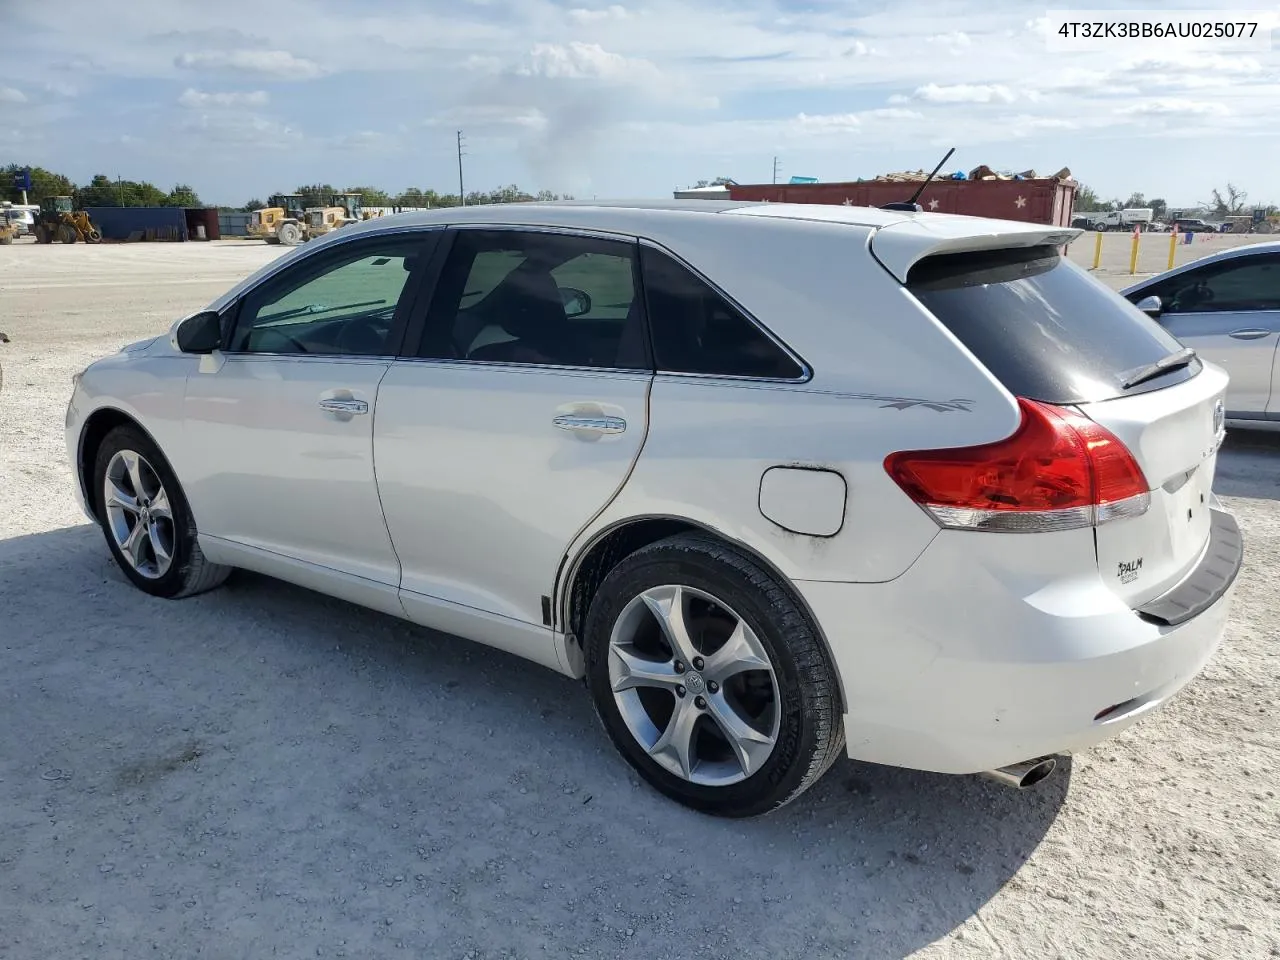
553,414,626,435
1228,328,1273,340
319,398,369,415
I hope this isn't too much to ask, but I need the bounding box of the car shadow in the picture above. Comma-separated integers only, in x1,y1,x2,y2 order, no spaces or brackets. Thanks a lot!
0,524,1066,959
1216,426,1280,502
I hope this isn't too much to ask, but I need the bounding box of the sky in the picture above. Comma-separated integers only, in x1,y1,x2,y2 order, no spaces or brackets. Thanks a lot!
1,0,1278,207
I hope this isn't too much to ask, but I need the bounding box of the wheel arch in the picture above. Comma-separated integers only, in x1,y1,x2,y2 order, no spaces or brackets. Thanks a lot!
556,514,846,711
76,407,167,522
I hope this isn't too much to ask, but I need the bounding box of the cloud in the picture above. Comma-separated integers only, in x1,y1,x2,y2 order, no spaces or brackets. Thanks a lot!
0,87,27,104
567,5,629,23
175,49,323,80
177,111,301,146
425,105,549,130
795,112,861,131
519,42,659,83
178,88,269,108
865,107,925,120
1116,99,1231,118
913,83,1016,104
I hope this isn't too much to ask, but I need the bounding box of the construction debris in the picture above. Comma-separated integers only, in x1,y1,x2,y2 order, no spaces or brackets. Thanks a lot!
871,165,1073,183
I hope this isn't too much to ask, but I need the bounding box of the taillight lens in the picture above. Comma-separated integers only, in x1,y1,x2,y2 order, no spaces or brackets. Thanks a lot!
884,397,1149,533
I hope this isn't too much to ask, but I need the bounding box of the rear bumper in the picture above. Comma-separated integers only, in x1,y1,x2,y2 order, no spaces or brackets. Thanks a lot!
796,507,1241,775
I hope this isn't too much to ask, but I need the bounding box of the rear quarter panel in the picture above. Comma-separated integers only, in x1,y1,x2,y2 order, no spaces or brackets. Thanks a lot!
570,216,1021,585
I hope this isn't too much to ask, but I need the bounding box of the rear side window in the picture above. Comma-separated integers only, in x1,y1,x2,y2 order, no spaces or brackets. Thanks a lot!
640,246,804,380
909,246,1197,404
1135,254,1280,313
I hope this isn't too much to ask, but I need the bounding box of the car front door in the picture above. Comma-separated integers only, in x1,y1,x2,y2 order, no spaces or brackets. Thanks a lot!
1135,253,1280,418
181,229,440,606
373,227,652,664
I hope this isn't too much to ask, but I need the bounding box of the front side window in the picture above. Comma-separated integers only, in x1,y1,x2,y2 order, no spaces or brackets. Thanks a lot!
420,229,647,370
639,246,805,380
1139,255,1280,314
229,235,427,356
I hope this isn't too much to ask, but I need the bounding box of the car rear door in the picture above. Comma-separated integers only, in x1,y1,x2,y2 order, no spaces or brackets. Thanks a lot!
907,246,1231,610
1130,253,1280,418
373,226,652,657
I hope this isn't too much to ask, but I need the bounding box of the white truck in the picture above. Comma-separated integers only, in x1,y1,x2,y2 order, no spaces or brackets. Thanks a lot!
1083,208,1156,232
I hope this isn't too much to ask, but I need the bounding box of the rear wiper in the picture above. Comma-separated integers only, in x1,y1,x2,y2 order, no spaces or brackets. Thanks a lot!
1120,346,1198,389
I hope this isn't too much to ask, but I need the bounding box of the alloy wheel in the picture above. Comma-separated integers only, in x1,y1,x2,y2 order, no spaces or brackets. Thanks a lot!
607,584,781,786
102,449,175,580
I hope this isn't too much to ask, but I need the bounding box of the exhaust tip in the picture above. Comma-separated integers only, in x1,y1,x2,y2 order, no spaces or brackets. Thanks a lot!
980,755,1059,790
1018,757,1057,789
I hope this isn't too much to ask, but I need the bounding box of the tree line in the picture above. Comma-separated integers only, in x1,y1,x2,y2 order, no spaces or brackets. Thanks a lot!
245,183,574,212
1,164,571,212
3,164,203,209
1074,181,1273,219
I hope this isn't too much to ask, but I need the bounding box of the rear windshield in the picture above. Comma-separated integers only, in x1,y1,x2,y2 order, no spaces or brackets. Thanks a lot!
908,245,1199,404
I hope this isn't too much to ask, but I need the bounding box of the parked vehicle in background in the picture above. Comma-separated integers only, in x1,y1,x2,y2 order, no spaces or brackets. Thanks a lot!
65,200,1241,817
1173,218,1216,234
1123,240,1280,421
32,196,101,244
1,203,34,236
247,194,306,246
1086,208,1155,231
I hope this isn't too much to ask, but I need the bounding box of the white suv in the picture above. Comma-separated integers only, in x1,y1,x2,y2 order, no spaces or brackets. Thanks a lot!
65,201,1242,817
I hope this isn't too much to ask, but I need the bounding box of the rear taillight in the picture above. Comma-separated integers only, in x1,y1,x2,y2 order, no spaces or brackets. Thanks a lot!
884,397,1149,533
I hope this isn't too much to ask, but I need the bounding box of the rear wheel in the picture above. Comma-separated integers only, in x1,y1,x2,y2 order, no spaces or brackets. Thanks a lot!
34,225,52,244
278,222,302,245
58,224,78,243
92,425,230,599
584,533,844,818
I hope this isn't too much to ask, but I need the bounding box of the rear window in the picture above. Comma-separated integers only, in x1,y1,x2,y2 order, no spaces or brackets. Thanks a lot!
908,245,1199,404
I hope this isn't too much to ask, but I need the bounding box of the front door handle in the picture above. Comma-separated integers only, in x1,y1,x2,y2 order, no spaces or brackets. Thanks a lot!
1228,328,1273,340
553,414,626,435
319,398,369,415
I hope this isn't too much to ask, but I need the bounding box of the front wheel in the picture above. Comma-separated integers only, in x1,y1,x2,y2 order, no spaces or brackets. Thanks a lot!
277,222,302,245
92,425,231,598
584,533,845,818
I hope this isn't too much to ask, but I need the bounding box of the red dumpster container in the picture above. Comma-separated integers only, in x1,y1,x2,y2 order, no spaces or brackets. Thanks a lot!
727,178,1077,228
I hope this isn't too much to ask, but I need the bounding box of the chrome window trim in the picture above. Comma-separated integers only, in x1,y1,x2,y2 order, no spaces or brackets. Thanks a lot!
636,238,813,385
389,355,653,380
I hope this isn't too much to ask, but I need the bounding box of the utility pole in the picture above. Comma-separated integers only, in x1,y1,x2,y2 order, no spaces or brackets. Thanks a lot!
457,130,466,207
772,156,780,184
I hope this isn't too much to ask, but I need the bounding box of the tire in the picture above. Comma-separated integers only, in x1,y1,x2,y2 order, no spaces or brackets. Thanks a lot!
91,425,231,599
58,224,78,243
277,222,302,246
34,225,52,244
583,533,844,818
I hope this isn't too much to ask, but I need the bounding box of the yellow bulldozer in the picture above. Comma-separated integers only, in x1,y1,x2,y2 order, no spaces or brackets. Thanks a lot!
33,196,101,244
304,193,364,239
247,193,306,246
0,209,18,245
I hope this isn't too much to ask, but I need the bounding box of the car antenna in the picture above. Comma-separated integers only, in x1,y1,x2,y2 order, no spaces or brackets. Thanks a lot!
880,147,955,212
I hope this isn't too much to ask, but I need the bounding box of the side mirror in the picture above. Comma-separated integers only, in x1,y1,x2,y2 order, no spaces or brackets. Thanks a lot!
559,286,592,319
1134,294,1162,318
175,310,223,353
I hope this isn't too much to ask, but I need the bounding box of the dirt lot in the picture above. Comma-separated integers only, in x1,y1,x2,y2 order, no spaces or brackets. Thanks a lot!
1,238,1277,960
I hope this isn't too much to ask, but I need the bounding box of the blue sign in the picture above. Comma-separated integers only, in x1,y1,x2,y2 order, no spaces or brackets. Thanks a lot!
12,168,30,191
789,175,818,184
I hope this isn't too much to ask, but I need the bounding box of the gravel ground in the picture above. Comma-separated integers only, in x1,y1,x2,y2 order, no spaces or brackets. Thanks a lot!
1,240,1277,960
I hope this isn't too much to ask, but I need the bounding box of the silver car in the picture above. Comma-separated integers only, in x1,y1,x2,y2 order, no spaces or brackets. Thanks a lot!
1123,241,1280,421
